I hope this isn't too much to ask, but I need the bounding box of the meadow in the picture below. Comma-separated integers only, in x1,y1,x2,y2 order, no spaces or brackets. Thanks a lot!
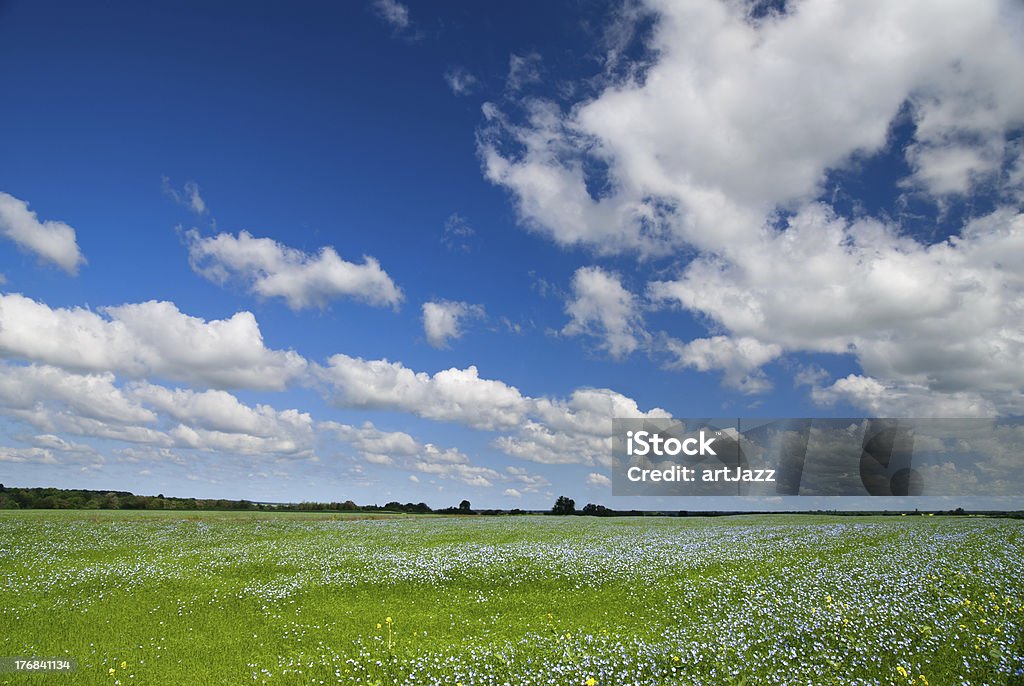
0,511,1022,685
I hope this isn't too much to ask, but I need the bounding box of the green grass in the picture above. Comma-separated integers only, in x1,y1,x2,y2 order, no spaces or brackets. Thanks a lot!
1,512,1022,685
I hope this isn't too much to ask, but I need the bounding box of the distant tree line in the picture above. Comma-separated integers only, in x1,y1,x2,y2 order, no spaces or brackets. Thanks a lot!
0,485,1016,518
0,485,274,511
0,487,538,516
0,487,636,517
0,485,465,514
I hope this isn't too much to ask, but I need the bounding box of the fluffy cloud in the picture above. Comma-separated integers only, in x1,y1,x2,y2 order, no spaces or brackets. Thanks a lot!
481,0,1024,413
322,420,549,490
493,421,598,465
0,446,58,464
0,293,307,390
372,0,410,30
422,299,485,348
317,354,530,430
0,361,316,457
0,192,85,274
586,472,612,487
532,387,667,438
809,375,1002,418
0,286,668,469
664,336,781,394
29,434,96,454
0,298,315,458
185,230,403,310
317,353,669,466
168,423,312,457
130,383,315,455
322,421,419,463
483,0,1024,254
497,388,671,466
0,364,156,427
651,205,1024,408
561,266,645,358
0,362,172,448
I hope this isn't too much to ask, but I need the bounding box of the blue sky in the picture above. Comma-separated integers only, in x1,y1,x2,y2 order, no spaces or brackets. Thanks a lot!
1,0,1023,510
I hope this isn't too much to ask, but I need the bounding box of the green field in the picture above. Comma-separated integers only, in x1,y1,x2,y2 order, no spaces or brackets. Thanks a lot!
1,512,1022,685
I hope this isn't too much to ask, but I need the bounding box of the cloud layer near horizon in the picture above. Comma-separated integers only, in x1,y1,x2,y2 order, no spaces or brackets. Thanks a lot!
0,291,667,480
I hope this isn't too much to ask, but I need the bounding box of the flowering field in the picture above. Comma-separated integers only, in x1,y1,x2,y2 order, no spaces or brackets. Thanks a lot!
1,512,1022,685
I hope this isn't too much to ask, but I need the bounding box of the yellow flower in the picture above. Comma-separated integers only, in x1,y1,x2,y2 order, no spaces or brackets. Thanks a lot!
586,678,597,686
897,665,908,678
108,668,116,676
376,623,382,630
120,662,126,670
385,616,393,624
919,676,929,685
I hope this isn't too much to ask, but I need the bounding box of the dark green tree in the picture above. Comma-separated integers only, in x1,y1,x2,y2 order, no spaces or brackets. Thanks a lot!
551,496,576,515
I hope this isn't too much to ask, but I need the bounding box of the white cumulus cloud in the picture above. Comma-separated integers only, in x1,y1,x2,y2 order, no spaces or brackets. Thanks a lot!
497,388,671,466
561,266,645,358
481,0,1024,414
0,364,156,427
0,361,317,457
650,205,1024,410
322,420,549,490
317,354,530,431
0,293,307,390
0,192,86,275
317,353,669,466
185,230,403,311
664,336,782,394
422,299,485,348
482,0,1024,255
